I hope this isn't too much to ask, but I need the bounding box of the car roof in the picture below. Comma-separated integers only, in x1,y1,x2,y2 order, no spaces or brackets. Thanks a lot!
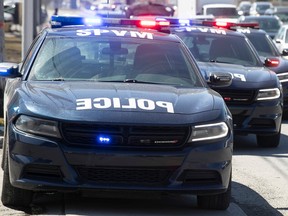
242,15,280,19
252,1,273,5
203,4,237,8
271,6,288,12
239,1,251,5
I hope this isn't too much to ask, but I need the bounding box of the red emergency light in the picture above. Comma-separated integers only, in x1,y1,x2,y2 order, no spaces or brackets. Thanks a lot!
138,19,170,28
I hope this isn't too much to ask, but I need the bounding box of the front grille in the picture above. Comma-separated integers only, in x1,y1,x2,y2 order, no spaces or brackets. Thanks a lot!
75,166,175,186
213,89,256,105
61,123,190,148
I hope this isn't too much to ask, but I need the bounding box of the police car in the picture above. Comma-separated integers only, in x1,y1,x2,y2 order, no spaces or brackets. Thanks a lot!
0,16,233,210
235,27,288,118
171,20,283,148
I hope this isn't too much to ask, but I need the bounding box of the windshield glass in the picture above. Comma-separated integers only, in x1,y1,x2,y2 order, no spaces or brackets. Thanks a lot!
245,33,279,57
206,7,238,17
175,31,259,67
244,18,281,32
28,36,201,87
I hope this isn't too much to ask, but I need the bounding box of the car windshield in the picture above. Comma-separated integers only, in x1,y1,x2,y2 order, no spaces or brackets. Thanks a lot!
275,12,288,23
206,7,238,17
245,33,279,57
257,4,271,11
244,18,281,32
28,36,200,87
175,31,259,67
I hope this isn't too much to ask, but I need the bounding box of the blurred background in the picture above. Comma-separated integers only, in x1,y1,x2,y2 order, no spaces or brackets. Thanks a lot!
2,0,288,63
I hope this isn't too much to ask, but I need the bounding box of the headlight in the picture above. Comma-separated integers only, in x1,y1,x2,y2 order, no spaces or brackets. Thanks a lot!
256,88,281,100
189,122,229,142
277,72,288,83
15,115,61,138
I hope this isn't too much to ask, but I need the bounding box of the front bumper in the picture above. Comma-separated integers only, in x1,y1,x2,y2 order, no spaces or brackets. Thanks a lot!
8,129,233,196
228,99,282,135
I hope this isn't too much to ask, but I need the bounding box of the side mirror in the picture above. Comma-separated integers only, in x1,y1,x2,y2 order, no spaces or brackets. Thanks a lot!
274,39,281,44
0,63,21,78
282,49,288,56
208,72,232,87
264,57,279,67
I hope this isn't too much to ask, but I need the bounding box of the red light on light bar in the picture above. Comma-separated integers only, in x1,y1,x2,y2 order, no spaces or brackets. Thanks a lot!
138,20,170,28
202,20,259,30
215,21,228,27
237,22,260,29
158,20,170,26
139,20,157,27
202,20,236,28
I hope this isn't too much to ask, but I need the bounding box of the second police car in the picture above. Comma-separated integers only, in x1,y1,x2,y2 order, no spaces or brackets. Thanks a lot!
0,16,233,210
171,20,283,148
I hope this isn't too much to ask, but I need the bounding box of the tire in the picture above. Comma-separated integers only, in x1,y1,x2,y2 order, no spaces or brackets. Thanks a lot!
1,150,33,207
257,130,281,148
197,179,231,210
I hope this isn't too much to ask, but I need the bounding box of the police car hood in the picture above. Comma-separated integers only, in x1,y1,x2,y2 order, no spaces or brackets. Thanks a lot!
21,82,222,123
198,62,275,87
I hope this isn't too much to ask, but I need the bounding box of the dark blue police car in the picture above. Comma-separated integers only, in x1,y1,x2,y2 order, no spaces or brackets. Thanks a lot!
0,16,233,210
236,27,288,118
172,20,283,148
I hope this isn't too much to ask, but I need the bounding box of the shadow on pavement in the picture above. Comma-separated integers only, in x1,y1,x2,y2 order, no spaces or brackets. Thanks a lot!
232,181,284,216
5,181,283,216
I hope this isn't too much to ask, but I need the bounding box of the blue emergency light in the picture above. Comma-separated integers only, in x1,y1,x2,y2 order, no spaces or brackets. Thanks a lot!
51,15,103,28
97,135,111,145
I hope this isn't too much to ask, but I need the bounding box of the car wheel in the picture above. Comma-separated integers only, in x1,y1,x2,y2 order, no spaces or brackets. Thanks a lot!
197,178,231,210
257,130,281,148
1,150,33,207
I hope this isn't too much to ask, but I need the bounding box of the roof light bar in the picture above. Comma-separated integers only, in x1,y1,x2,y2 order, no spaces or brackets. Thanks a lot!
202,20,260,30
165,17,260,30
51,15,103,28
50,15,170,32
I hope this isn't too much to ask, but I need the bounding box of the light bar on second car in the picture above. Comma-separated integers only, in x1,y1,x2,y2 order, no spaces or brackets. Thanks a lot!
166,17,260,30
201,20,260,30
